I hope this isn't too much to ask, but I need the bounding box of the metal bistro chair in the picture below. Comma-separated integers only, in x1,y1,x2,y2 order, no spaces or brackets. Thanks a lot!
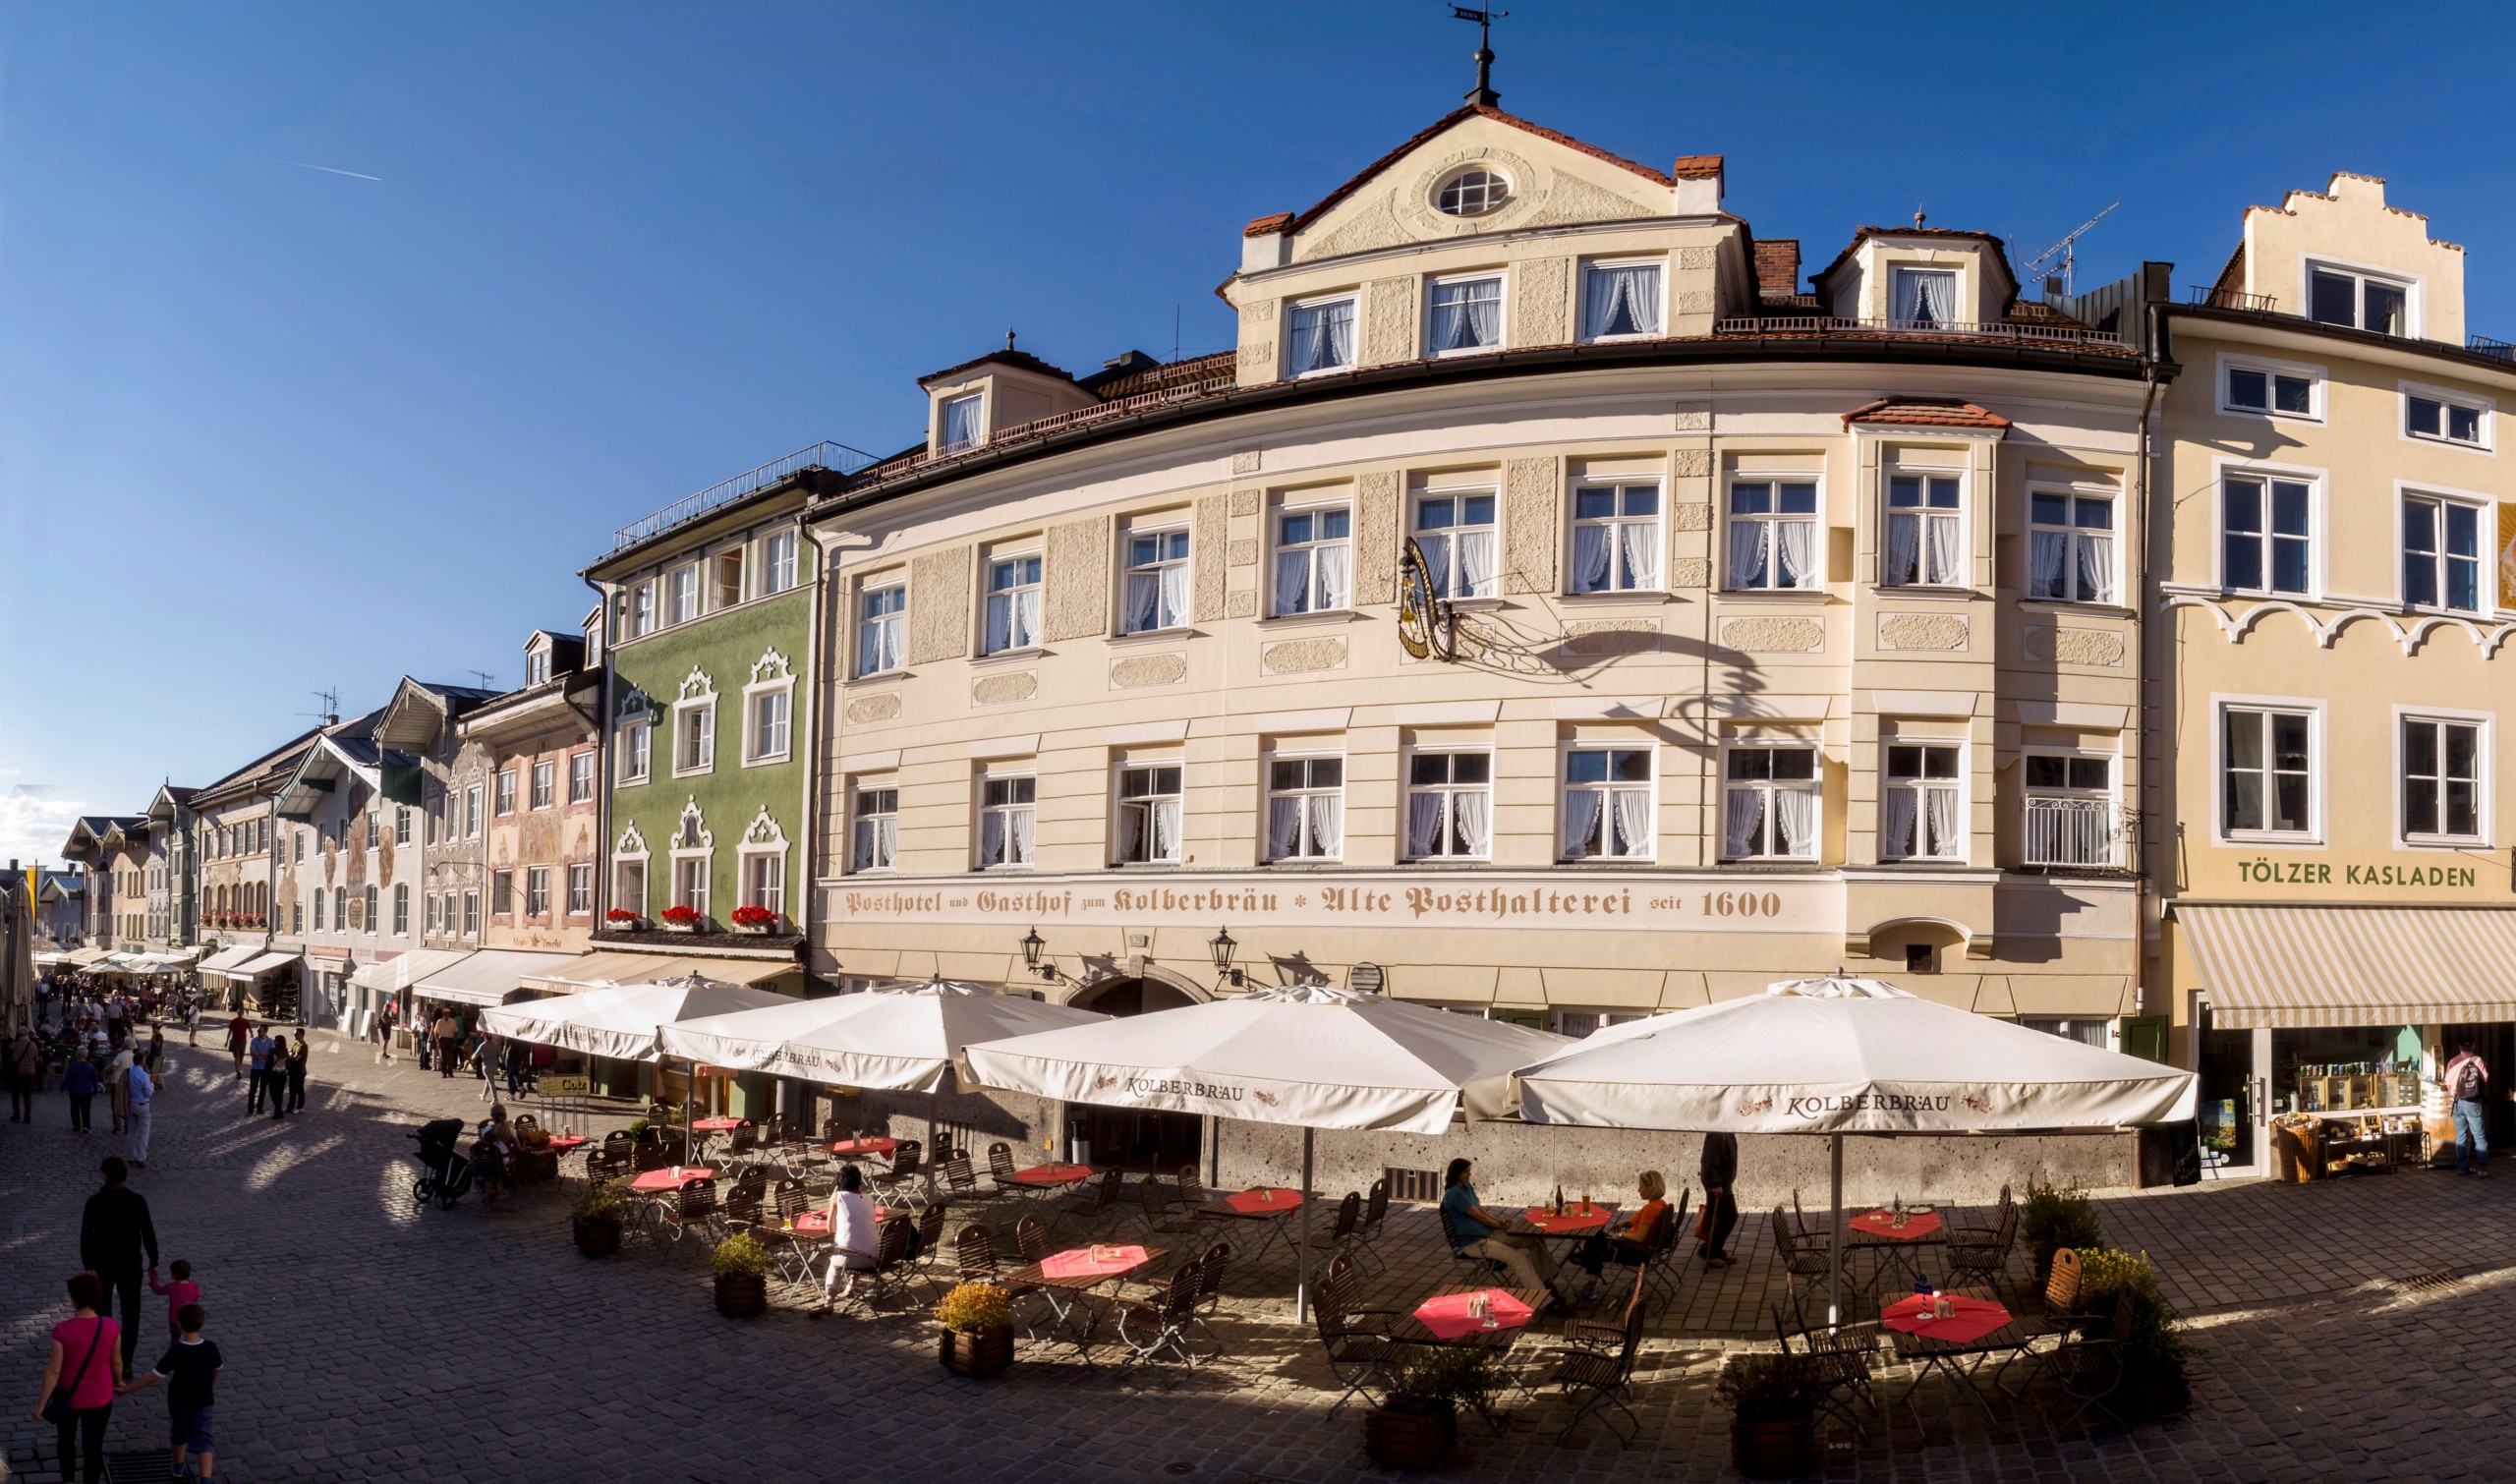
951,1222,1046,1339
1349,1176,1392,1275
2045,1290,2138,1428
1774,1298,1880,1443
1304,1189,1363,1268
1444,1211,1515,1285
1550,1281,1649,1445
1132,1173,1213,1244
1053,1167,1125,1237
661,1177,719,1251
1616,1188,1688,1318
937,1152,983,1207
829,1215,917,1316
1110,1262,1203,1370
907,1202,953,1285
1310,1253,1402,1414
1942,1202,2019,1296
987,1141,1026,1198
869,1140,925,1210
1185,1238,1233,1357
1768,1206,1832,1314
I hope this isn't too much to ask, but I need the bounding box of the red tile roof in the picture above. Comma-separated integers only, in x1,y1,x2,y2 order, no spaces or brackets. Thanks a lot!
1842,397,2012,430
1283,104,1679,237
1669,154,1724,180
1243,211,1294,238
1810,225,2021,301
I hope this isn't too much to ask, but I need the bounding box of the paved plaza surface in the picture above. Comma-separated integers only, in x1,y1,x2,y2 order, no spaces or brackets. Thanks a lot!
3,1032,2509,1482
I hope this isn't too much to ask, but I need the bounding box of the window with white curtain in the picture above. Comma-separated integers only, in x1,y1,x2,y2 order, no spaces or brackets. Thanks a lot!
530,760,555,810
1726,481,1819,591
984,553,1043,653
761,530,800,595
668,564,700,625
567,864,592,915
1272,505,1352,615
1889,266,1959,328
1580,260,1663,340
1122,528,1192,633
525,867,550,918
1570,485,1661,594
1562,747,1652,860
1721,745,1818,861
857,583,905,675
1884,474,1964,587
1115,764,1182,865
674,700,715,774
1881,744,1963,861
1414,492,1496,599
617,717,651,783
941,393,984,452
569,752,595,804
462,889,482,939
1405,751,1492,860
851,786,897,873
1266,757,1344,861
673,857,709,917
613,860,647,917
1286,296,1356,376
2403,716,2483,841
978,775,1036,869
2223,706,2314,837
627,582,655,638
748,687,791,762
2028,491,2116,603
1427,274,1503,355
2404,493,2483,612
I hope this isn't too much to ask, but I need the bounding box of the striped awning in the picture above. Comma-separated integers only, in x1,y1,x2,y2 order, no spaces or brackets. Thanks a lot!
2179,904,2516,1029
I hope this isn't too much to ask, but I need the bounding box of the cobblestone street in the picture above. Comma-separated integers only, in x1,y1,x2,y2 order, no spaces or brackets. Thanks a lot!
4,1032,2510,1482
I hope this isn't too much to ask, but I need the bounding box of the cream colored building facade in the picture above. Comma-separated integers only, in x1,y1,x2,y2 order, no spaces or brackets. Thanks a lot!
802,106,2153,1174
2148,172,2516,1170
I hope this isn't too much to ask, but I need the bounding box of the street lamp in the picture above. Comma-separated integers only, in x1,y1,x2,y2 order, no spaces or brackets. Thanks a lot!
1019,926,1059,982
1209,927,1244,989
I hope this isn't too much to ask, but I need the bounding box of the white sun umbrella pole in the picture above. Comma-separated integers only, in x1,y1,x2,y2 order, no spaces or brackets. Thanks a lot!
1515,976,2198,1326
963,984,1569,1321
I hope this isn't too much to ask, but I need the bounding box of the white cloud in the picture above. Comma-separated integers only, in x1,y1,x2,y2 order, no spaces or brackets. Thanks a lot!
0,785,87,871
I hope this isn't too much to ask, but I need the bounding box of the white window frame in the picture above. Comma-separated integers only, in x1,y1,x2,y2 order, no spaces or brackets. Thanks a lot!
2214,696,2324,846
1265,754,1345,863
2402,380,2495,453
2217,353,2324,423
1284,293,1358,377
1888,264,1961,328
711,542,746,610
617,715,652,785
1883,469,1965,588
612,853,648,919
568,752,595,805
1880,741,1966,863
1724,477,1821,593
743,677,794,767
1719,740,1820,862
666,563,701,626
462,888,481,940
670,853,710,920
2023,749,2119,869
672,694,716,777
2396,707,2490,847
492,769,516,818
1424,271,1506,357
1568,483,1663,595
1120,524,1192,634
393,882,410,937
2303,257,2418,338
529,760,554,811
856,580,906,677
426,893,440,934
1560,742,1654,862
491,870,513,918
1578,257,1666,342
2214,462,2322,599
625,581,655,640
850,783,898,874
1402,747,1493,861
465,784,484,839
2400,485,2489,614
363,884,378,936
2027,486,2119,604
525,866,551,919
311,888,325,932
939,391,985,453
1270,499,1353,617
739,846,786,917
760,528,801,597
1413,488,1498,601
566,863,593,916
1434,167,1512,217
1114,761,1184,866
983,550,1045,655
977,772,1037,871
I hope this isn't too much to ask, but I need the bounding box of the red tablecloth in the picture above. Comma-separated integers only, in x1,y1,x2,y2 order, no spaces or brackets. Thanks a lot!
1041,1244,1148,1281
1225,1187,1302,1213
1850,1208,1943,1240
789,1207,888,1235
691,1116,746,1131
1012,1163,1091,1186
627,1167,717,1191
830,1137,897,1157
1881,1294,2011,1344
545,1136,588,1151
1412,1288,1535,1341
1521,1202,1614,1233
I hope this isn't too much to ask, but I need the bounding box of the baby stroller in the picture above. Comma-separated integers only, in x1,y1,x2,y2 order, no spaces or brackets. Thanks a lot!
409,1116,475,1210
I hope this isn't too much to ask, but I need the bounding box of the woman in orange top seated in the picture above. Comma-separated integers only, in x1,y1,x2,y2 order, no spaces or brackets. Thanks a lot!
1571,1170,1668,1303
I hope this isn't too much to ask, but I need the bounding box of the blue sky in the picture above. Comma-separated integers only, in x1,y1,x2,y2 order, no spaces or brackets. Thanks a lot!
5,1,2513,866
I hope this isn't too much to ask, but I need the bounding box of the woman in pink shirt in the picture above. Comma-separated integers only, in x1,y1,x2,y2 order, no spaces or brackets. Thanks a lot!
29,1270,125,1483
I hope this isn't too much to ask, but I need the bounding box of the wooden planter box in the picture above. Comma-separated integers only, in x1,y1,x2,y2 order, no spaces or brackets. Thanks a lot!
1361,1403,1455,1469
940,1325,1014,1378
715,1274,768,1318
1731,1418,1819,1478
572,1217,621,1257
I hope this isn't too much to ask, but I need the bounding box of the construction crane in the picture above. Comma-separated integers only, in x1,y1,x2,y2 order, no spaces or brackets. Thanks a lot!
2021,201,2120,301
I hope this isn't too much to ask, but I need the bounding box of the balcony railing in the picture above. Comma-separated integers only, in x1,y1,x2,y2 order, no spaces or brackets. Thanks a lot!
2469,334,2516,362
1714,315,2127,350
609,440,881,555
2023,797,2129,871
2188,285,2277,313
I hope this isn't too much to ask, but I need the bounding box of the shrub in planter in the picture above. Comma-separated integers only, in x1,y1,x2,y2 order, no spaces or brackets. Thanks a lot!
2023,1180,2105,1276
1363,1347,1497,1468
604,909,644,928
713,1232,772,1317
729,905,778,932
2076,1246,2191,1417
570,1180,631,1257
1717,1351,1827,1478
659,905,704,932
937,1282,1015,1377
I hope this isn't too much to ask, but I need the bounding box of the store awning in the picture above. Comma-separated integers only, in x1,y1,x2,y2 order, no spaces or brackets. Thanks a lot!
204,951,299,983
2180,904,2516,1029
66,946,113,966
412,948,577,1007
349,949,474,994
518,949,795,993
200,945,260,974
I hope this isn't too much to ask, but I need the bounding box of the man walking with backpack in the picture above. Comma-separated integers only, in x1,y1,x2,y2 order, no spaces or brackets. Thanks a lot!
2440,1040,2491,1177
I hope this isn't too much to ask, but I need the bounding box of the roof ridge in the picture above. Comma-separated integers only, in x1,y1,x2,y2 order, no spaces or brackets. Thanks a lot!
1282,103,1678,238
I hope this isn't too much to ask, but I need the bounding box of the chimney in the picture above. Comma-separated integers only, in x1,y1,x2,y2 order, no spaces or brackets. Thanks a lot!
1753,239,1803,299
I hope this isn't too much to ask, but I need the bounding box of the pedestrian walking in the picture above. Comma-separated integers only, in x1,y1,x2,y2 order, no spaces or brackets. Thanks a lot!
185,997,200,1048
244,1028,273,1113
29,1270,124,1484
9,1024,39,1122
106,1044,133,1135
223,1015,249,1081
119,1301,219,1482
285,1032,309,1114
1696,1130,1740,1268
143,1025,166,1077
432,1009,460,1080
124,1059,155,1169
2440,1039,2491,1177
63,1053,99,1134
147,1260,200,1346
79,1157,157,1375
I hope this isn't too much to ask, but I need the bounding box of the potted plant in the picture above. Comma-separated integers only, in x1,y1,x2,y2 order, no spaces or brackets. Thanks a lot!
712,1232,772,1317
571,1179,631,1257
936,1282,1015,1377
605,908,645,931
659,905,704,934
1363,1347,1496,1468
729,905,778,934
2076,1246,2191,1418
2022,1180,2105,1276
1718,1351,1827,1477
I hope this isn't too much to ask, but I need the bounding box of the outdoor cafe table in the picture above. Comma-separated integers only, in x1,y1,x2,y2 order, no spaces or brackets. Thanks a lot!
998,1244,1168,1359
1506,1201,1618,1242
829,1136,897,1159
1881,1289,2026,1438
1196,1187,1304,1264
1008,1162,1091,1192
1848,1205,1945,1296
1387,1284,1550,1428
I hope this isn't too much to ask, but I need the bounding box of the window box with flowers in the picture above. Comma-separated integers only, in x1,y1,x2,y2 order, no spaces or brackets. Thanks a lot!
729,905,779,934
604,908,647,931
659,905,705,933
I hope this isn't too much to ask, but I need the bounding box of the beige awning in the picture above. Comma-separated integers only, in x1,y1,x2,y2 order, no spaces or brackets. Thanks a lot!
200,944,260,974
2179,904,2516,1029
349,949,475,993
519,949,794,993
413,949,578,1007
204,951,299,983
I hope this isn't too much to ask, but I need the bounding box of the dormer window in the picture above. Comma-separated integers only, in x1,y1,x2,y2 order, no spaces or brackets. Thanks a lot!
1889,267,1959,328
2310,266,2409,336
1434,168,1511,217
525,648,550,687
1581,261,1663,340
1286,295,1356,376
940,393,984,453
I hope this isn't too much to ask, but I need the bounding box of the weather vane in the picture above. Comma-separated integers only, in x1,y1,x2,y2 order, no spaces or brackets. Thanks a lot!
1452,5,1507,107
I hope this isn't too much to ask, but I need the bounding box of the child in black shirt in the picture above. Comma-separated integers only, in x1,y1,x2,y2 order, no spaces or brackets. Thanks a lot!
119,1301,220,1479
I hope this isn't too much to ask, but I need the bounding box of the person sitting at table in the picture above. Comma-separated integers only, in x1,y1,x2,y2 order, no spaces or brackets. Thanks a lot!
1438,1158,1569,1313
1568,1170,1668,1303
810,1165,882,1314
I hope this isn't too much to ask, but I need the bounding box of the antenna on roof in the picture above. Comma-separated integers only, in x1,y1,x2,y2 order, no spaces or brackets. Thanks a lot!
302,688,340,728
469,669,496,691
2020,201,2121,301
1451,5,1506,107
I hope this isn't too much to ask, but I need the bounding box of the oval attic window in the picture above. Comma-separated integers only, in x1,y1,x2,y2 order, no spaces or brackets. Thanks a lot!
1435,168,1512,217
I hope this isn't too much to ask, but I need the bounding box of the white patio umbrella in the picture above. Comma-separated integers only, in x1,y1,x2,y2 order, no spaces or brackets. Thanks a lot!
1514,976,2198,1324
659,979,1110,1179
963,984,1571,1319
483,973,794,1153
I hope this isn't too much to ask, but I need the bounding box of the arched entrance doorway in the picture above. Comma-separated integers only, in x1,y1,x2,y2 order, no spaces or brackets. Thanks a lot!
1063,975,1205,1172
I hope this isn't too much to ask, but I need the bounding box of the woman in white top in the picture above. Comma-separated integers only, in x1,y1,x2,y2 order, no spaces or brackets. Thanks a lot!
812,1165,881,1312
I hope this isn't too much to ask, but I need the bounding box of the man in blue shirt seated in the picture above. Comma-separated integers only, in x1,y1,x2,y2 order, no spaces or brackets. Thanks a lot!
1439,1158,1568,1311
